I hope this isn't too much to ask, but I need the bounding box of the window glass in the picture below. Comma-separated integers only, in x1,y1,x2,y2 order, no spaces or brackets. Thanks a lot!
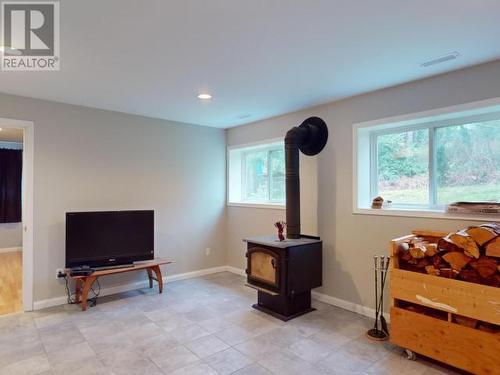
269,148,285,201
230,142,285,204
435,120,500,204
244,150,269,201
376,128,429,205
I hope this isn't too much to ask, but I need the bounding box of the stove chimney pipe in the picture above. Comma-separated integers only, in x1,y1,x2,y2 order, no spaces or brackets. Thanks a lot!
285,117,328,239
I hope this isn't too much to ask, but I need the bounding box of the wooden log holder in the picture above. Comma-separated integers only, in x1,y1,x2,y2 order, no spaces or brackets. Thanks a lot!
390,231,500,373
66,259,172,311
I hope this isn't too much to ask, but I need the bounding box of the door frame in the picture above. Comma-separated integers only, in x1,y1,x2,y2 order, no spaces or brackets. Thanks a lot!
0,117,34,311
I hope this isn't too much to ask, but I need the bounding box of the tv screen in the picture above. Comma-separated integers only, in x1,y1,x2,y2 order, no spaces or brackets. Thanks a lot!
65,210,154,268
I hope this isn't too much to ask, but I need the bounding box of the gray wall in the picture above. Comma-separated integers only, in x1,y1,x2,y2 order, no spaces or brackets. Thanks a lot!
2,59,499,308
226,60,500,310
0,223,22,249
0,94,227,302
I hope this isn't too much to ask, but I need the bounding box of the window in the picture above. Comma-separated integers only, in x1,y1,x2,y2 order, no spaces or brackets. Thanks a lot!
228,140,285,206
355,100,500,213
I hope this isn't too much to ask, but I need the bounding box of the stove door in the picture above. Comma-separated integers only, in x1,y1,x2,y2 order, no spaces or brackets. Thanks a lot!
247,247,279,290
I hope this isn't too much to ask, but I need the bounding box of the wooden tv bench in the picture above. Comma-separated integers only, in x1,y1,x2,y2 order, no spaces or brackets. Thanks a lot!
66,259,172,311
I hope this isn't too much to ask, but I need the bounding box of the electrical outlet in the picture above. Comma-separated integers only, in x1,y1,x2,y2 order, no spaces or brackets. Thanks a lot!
205,248,211,256
56,268,66,279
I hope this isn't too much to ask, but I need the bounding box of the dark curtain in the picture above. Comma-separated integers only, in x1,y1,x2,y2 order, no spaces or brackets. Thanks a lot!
0,148,22,223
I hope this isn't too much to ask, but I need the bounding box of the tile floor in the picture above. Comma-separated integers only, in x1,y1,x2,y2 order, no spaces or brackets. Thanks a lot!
0,272,462,375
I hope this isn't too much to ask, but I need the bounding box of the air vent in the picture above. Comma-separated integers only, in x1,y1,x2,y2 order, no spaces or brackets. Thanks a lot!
421,52,460,67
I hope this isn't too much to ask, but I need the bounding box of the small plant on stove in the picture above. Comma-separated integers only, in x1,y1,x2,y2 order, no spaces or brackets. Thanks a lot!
274,221,286,241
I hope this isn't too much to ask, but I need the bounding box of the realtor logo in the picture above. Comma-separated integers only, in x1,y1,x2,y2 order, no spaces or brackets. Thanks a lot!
1,1,60,71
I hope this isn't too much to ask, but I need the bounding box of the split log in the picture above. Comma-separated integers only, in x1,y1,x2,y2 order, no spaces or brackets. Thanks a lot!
469,256,498,279
437,235,461,253
409,243,438,259
485,237,500,258
453,315,478,329
466,226,497,246
440,268,459,279
458,269,482,284
415,258,430,269
480,223,500,235
484,274,500,288
424,243,438,257
399,248,413,263
432,254,447,269
425,265,440,276
448,233,480,259
442,252,472,271
409,246,426,259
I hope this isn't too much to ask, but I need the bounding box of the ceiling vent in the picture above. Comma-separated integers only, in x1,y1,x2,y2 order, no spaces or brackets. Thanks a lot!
421,52,460,68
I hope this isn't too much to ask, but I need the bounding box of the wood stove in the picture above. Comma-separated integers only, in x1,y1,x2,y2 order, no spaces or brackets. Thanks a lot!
244,236,322,321
243,117,328,321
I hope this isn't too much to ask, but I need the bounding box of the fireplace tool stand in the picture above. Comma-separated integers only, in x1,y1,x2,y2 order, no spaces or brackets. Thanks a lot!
367,255,390,341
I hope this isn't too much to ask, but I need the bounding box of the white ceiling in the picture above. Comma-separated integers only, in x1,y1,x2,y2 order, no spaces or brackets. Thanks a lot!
1,0,500,128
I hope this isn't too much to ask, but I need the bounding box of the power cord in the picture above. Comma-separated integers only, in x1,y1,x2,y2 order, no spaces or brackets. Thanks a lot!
64,275,101,307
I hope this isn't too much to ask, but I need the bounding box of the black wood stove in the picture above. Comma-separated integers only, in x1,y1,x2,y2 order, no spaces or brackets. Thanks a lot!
244,235,322,321
244,117,328,321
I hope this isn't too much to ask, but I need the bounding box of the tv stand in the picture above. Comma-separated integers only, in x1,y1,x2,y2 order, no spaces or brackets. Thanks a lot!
67,259,172,311
94,263,134,271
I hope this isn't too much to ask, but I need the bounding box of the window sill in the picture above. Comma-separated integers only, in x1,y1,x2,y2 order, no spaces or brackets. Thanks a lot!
227,202,285,210
353,207,500,222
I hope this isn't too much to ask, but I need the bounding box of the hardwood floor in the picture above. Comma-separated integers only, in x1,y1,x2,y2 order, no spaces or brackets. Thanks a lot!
0,251,22,315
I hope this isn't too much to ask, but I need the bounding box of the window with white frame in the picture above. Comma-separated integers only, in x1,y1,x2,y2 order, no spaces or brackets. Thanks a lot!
228,140,285,206
355,102,500,211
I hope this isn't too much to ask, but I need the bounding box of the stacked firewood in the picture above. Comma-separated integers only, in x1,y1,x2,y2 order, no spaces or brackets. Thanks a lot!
398,223,500,287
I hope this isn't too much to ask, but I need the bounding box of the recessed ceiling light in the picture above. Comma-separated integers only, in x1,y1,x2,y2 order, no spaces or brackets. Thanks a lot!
0,128,2,131
421,52,460,68
197,93,212,100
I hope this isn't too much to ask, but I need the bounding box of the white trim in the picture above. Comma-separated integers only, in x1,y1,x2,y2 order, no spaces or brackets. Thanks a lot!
310,291,381,321
227,202,285,210
164,266,228,283
0,117,34,313
353,96,500,131
353,96,500,216
33,264,390,322
227,137,283,151
224,266,388,321
353,207,500,222
0,246,22,254
33,265,228,310
225,266,246,276
227,137,285,208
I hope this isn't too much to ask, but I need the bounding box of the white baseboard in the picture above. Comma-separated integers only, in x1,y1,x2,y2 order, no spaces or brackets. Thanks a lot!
224,266,383,321
33,265,228,310
0,246,22,254
33,264,383,322
225,266,246,276
165,266,228,283
311,290,380,320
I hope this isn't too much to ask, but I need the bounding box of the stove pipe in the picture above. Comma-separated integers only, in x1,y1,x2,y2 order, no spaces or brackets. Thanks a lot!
285,117,328,239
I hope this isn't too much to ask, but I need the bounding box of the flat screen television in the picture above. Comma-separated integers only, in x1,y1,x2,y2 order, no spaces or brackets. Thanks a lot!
65,210,154,268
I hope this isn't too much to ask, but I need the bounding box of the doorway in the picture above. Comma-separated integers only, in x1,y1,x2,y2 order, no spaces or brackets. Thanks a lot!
0,118,34,314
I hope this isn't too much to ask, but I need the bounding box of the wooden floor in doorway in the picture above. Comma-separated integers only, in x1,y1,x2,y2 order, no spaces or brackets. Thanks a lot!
0,251,22,315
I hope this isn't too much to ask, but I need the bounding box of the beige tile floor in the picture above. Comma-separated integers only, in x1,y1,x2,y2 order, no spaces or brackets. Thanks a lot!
0,272,462,375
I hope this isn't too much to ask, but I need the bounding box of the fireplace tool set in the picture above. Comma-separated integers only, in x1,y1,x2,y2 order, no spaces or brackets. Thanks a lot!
367,255,390,341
